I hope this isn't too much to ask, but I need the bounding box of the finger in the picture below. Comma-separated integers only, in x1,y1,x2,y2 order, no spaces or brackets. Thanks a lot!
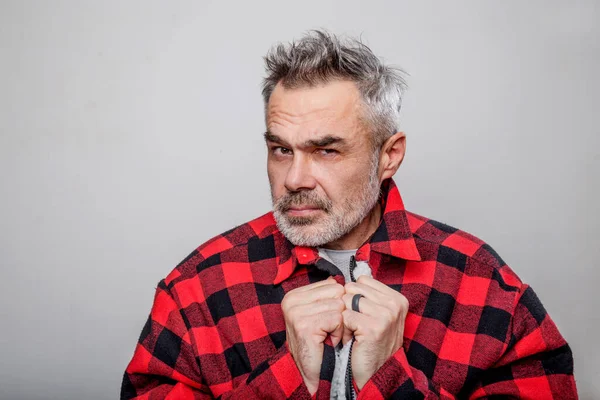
292,298,345,317
342,309,372,337
292,276,337,293
315,310,344,337
352,277,410,315
341,293,381,317
355,275,398,297
342,325,354,346
344,282,387,305
329,316,345,348
302,283,345,304
286,282,345,308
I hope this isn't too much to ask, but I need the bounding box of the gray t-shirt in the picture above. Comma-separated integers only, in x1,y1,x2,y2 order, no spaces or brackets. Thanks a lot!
319,248,357,283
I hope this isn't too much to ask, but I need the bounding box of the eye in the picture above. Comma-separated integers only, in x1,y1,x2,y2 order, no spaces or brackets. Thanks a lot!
317,148,338,156
272,146,293,156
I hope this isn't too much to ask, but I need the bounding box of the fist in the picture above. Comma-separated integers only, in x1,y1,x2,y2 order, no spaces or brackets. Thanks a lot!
342,275,409,390
281,277,345,394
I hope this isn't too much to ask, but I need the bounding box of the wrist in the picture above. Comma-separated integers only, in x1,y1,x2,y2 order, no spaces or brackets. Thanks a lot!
286,342,319,395
302,373,318,395
355,359,385,390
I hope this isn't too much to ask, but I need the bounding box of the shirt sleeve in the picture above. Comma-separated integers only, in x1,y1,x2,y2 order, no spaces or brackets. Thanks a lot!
120,280,313,400
354,284,577,399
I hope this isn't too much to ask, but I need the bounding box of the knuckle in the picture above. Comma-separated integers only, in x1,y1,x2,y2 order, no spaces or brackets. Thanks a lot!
318,298,332,307
284,309,297,324
390,294,408,311
399,296,409,311
342,295,352,307
333,284,345,297
281,293,295,308
386,297,398,311
383,308,395,324
282,298,296,314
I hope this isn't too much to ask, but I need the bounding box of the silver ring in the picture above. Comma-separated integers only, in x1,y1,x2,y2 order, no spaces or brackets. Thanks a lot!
351,294,364,313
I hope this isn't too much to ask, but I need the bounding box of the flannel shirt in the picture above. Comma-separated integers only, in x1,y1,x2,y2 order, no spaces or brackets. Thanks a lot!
121,179,577,399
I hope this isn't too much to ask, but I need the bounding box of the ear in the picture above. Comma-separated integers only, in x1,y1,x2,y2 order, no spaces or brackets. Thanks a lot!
378,131,406,182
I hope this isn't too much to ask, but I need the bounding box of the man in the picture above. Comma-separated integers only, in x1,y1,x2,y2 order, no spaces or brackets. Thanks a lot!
121,31,577,399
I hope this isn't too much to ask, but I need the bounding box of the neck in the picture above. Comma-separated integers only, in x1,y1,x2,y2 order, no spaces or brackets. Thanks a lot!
321,203,382,250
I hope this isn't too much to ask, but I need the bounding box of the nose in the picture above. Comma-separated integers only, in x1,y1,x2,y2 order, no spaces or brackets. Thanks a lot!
284,154,317,192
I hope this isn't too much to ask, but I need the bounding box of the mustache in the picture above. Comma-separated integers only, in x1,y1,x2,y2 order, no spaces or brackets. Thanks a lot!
274,190,332,213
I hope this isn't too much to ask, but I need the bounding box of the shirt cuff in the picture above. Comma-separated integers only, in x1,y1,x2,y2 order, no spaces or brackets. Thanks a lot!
356,348,413,398
248,343,313,399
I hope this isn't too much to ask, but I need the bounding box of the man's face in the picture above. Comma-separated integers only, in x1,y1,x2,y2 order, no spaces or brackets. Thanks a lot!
265,80,381,247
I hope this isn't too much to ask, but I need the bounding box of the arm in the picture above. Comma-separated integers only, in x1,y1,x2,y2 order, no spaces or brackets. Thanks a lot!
353,285,577,399
121,280,312,399
466,285,576,398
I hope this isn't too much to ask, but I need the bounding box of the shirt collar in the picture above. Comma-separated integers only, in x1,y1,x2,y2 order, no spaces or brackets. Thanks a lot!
273,178,421,284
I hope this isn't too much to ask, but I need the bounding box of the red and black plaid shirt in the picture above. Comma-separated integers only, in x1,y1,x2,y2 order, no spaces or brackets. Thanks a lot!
121,179,577,399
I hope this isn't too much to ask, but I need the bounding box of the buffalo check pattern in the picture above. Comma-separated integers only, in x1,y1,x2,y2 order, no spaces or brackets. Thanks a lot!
121,179,577,399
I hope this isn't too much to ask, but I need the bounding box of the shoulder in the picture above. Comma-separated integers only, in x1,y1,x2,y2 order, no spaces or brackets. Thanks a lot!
405,210,523,292
163,212,279,286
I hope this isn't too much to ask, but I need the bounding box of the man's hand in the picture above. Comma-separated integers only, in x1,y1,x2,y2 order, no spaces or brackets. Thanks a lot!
342,275,409,390
281,277,345,395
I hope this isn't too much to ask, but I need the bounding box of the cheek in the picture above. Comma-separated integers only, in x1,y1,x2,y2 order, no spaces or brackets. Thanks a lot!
316,159,372,199
313,165,354,200
267,163,286,193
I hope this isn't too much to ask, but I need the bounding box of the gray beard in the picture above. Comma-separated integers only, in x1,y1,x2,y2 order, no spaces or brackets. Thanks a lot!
272,159,381,247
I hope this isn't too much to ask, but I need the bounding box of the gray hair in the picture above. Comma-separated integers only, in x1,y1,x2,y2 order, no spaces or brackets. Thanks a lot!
261,30,407,149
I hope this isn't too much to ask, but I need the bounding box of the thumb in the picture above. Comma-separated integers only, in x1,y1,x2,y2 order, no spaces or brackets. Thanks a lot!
342,324,353,346
342,309,360,331
330,319,344,348
342,309,361,344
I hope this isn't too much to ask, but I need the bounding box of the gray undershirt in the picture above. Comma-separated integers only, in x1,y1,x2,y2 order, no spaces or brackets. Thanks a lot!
319,248,357,283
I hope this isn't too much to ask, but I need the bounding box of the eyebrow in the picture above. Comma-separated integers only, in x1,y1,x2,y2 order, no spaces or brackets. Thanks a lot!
264,131,345,148
304,135,345,147
264,131,289,146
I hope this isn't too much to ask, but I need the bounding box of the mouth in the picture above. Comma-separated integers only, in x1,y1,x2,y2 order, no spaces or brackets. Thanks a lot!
285,206,323,217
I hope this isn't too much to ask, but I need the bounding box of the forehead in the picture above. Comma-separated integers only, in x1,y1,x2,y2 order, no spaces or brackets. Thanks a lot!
266,80,364,140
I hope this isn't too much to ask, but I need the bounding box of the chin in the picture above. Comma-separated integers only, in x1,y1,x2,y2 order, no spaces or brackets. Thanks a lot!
281,224,342,248
287,235,329,248
274,210,346,247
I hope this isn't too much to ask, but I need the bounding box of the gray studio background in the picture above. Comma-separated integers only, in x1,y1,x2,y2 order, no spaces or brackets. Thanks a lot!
1,1,598,399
